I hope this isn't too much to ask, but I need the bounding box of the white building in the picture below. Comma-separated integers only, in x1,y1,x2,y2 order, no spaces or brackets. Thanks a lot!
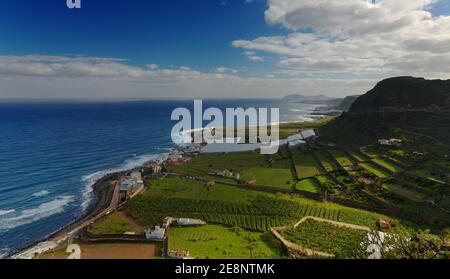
300,129,317,140
288,139,306,148
287,133,303,142
177,218,206,226
145,226,166,240
378,139,391,146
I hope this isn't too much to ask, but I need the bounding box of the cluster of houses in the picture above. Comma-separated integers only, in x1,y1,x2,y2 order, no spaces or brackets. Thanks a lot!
119,171,144,202
378,138,402,146
143,160,163,175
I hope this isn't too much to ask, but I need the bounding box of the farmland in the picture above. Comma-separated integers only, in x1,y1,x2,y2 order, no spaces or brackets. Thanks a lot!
292,152,322,178
39,243,161,259
296,178,323,194
383,184,425,203
280,219,367,257
82,122,449,259
372,158,402,173
88,212,143,235
360,163,390,178
328,149,354,167
315,151,339,172
124,176,393,232
241,167,295,190
168,225,286,259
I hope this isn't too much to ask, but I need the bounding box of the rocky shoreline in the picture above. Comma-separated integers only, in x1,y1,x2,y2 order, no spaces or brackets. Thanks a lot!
9,171,124,259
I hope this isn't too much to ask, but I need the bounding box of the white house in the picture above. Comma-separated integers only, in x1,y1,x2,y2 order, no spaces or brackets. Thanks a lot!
145,226,166,240
378,139,391,146
389,138,402,144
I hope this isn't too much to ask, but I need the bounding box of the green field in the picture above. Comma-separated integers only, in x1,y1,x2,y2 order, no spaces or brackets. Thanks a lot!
125,177,392,231
315,152,339,172
278,119,333,139
281,219,367,257
348,151,367,163
241,167,295,190
88,212,143,235
145,177,271,203
328,149,354,167
296,179,323,194
316,175,335,185
372,158,402,173
175,151,264,174
360,163,390,178
168,225,287,259
383,184,425,202
293,152,322,178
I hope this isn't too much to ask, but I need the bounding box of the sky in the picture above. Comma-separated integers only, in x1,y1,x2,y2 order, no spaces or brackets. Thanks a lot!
0,0,449,100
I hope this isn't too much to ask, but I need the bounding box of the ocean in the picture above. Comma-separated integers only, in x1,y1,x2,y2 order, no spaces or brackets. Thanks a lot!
0,99,327,257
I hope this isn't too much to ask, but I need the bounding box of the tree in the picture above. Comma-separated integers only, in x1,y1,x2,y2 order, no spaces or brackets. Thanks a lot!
356,229,449,259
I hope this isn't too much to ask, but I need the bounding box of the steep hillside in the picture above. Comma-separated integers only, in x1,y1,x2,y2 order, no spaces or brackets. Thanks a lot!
320,77,450,144
350,77,450,112
334,95,360,112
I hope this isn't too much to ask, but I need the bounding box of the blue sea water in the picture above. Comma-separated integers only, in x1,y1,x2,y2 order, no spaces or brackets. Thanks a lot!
0,99,324,257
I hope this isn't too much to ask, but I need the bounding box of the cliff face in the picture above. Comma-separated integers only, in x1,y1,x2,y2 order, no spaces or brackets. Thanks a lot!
335,95,359,112
350,77,450,112
319,77,450,144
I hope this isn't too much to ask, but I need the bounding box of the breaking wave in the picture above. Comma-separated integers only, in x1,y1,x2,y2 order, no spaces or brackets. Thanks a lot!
80,152,170,211
32,190,50,197
0,196,74,231
0,209,15,216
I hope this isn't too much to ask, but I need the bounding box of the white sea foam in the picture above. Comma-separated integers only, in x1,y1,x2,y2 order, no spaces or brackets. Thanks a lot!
0,209,15,216
32,190,50,197
0,196,74,231
80,152,170,211
0,248,9,259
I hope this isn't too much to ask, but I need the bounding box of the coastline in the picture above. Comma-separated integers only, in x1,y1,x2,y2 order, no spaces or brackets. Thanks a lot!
8,115,329,259
8,172,123,259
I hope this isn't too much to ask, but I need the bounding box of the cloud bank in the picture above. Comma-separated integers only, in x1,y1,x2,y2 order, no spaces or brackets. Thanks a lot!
233,0,450,78
0,55,375,100
1,0,448,100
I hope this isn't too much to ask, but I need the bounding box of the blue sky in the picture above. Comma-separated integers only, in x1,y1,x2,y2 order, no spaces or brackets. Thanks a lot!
0,0,285,72
0,0,449,100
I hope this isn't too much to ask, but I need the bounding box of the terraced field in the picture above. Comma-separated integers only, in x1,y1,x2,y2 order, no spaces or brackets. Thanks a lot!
241,166,295,190
328,149,354,167
360,163,390,178
348,151,367,162
292,152,322,178
315,152,340,172
372,158,402,173
280,219,367,257
124,177,390,232
296,178,323,194
383,184,425,202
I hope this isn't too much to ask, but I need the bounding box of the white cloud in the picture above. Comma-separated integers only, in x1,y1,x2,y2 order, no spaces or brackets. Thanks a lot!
216,67,238,74
244,51,265,62
233,0,450,78
0,55,376,99
4,1,446,100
